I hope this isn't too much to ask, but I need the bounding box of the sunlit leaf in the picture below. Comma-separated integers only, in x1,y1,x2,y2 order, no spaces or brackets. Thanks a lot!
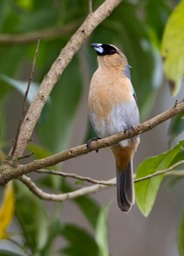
16,0,33,10
0,182,15,239
161,0,184,95
135,140,184,216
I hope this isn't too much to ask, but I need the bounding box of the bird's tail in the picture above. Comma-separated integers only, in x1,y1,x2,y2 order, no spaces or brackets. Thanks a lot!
111,145,135,212
116,161,134,212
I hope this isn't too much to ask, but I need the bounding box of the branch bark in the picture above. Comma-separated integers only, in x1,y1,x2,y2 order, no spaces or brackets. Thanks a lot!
0,100,184,185
18,175,115,201
12,0,123,158
18,157,184,202
36,169,116,185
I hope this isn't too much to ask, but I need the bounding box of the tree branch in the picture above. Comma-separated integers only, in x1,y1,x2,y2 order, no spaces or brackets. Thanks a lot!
12,0,123,159
0,100,184,185
0,22,79,44
37,159,184,185
18,158,184,202
134,160,184,182
35,169,115,185
18,175,115,201
9,39,41,158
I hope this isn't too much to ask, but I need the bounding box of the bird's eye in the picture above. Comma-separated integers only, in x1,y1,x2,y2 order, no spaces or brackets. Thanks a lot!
102,44,117,55
108,48,117,54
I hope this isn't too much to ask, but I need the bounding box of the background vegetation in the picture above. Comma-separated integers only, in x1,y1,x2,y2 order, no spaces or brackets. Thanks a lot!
0,0,184,255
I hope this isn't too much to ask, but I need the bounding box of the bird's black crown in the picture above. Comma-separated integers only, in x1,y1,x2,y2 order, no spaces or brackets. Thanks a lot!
91,43,118,56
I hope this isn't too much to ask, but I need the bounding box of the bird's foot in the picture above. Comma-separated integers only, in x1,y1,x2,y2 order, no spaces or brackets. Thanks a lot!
124,127,134,142
86,137,100,152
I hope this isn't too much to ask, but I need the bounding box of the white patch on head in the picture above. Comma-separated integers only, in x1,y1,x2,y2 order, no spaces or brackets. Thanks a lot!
93,44,103,54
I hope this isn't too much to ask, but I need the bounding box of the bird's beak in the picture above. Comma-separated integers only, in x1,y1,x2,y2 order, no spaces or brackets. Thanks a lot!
91,43,104,55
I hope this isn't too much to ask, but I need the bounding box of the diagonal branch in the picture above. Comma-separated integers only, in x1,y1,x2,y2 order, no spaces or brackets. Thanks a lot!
12,0,123,158
0,100,184,185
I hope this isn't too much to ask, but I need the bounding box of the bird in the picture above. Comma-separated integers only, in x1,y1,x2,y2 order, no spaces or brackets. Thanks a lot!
88,43,140,212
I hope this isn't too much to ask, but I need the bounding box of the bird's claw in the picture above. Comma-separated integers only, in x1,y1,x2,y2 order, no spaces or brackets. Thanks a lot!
86,137,100,152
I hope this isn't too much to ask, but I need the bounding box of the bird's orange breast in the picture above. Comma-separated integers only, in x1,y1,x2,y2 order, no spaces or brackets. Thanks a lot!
88,68,134,121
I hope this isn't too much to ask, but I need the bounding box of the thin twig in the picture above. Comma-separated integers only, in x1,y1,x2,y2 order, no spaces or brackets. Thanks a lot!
37,160,184,186
36,169,115,185
18,175,115,201
22,38,41,117
1,100,184,185
134,160,184,182
18,152,34,160
165,170,184,176
18,160,184,202
89,0,93,13
9,39,40,158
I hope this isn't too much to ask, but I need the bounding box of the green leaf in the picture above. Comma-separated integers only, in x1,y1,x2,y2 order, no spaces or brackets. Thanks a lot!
145,0,171,40
95,205,109,256
168,112,184,144
61,224,98,256
61,181,101,228
178,211,184,256
74,196,101,229
27,143,52,159
135,140,184,216
161,0,184,95
39,218,63,256
14,182,50,254
27,143,61,190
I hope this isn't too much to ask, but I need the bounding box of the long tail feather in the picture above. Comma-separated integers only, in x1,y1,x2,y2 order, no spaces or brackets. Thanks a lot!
116,161,134,212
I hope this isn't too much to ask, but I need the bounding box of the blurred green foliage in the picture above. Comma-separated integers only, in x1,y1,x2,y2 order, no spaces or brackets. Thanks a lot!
0,0,184,255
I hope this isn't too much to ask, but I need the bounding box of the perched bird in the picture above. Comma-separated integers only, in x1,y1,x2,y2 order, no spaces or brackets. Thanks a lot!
88,43,140,212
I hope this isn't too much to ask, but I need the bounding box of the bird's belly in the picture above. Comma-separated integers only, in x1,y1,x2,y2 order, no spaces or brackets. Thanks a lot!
89,101,139,147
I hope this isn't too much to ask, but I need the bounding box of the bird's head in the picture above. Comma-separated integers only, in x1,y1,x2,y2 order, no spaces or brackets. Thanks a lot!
91,43,128,70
